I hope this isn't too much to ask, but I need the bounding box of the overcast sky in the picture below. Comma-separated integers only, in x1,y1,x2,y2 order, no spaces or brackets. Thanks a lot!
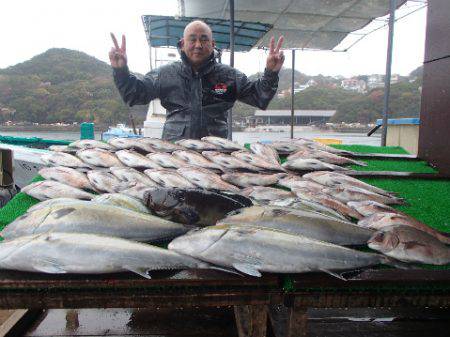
0,0,428,77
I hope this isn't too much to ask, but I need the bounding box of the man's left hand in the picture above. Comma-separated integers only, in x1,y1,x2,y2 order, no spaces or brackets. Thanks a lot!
266,36,285,73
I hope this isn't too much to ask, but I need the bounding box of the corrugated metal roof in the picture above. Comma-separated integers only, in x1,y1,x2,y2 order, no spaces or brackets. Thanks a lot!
179,0,408,50
255,110,336,117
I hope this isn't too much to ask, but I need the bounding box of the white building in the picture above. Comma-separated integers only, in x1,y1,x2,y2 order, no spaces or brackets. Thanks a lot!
341,78,366,93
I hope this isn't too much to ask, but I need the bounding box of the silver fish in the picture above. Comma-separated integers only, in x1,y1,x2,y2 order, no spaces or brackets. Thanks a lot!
122,184,157,200
116,150,162,169
2,202,188,242
269,141,303,153
358,212,450,244
368,225,450,265
144,169,196,189
87,170,131,193
169,225,385,277
322,186,404,205
249,142,280,165
146,152,188,169
92,193,150,214
41,152,90,168
241,186,295,202
76,148,123,168
231,151,285,172
69,140,116,151
39,166,94,190
282,158,348,171
27,198,89,213
0,232,208,278
175,139,220,151
48,145,78,154
110,166,159,187
138,138,183,152
269,198,348,221
172,150,222,171
201,136,246,151
107,137,139,149
21,181,94,201
292,188,363,220
217,206,374,245
221,172,285,187
202,151,260,171
287,149,367,166
347,200,400,217
177,166,239,192
303,171,396,197
278,175,324,193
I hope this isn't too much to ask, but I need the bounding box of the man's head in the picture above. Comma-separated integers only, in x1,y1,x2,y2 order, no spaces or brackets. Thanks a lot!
180,20,215,69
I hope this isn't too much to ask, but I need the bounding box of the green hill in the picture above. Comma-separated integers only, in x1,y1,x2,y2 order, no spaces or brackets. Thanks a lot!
0,49,148,125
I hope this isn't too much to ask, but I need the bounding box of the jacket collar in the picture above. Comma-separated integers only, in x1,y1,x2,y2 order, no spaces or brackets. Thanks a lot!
179,49,218,77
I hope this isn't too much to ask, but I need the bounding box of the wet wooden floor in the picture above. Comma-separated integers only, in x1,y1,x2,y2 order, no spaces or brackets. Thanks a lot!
7,307,447,337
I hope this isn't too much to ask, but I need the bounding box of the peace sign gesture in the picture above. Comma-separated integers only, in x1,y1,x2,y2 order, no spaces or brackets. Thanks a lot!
109,33,127,69
265,36,285,73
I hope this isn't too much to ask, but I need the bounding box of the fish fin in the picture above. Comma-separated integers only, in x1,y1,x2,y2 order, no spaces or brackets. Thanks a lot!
352,160,368,167
319,269,348,281
34,260,67,274
208,265,244,276
124,265,152,279
232,263,262,277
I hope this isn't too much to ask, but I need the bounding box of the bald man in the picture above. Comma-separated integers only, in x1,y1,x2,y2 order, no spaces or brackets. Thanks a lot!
110,20,284,141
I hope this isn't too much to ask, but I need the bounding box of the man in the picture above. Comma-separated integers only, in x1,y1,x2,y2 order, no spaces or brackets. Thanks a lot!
110,20,284,141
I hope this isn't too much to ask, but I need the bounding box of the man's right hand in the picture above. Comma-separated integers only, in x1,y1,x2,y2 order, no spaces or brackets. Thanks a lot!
109,33,127,68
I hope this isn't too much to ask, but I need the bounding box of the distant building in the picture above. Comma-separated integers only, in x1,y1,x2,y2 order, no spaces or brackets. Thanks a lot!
367,74,385,89
341,78,366,93
254,109,336,125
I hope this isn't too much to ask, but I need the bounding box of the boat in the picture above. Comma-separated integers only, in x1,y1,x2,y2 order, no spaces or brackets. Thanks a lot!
101,124,142,141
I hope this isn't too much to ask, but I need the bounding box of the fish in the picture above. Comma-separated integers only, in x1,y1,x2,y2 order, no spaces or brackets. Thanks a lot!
144,169,196,189
122,184,157,200
298,140,355,156
0,232,209,278
240,186,295,203
202,151,261,171
358,212,450,244
41,152,90,168
48,145,78,154
322,186,405,205
92,193,150,214
177,166,239,192
217,206,374,245
287,148,367,166
69,140,116,151
221,172,285,187
368,225,450,265
146,152,188,169
87,170,131,193
269,198,348,221
172,150,223,171
109,167,159,187
38,166,94,190
303,171,396,197
201,136,246,151
27,198,90,213
169,225,386,277
278,175,325,193
144,188,252,226
108,137,144,150
269,141,303,153
292,188,363,220
115,150,162,169
175,139,220,151
347,200,401,217
249,142,280,165
282,158,348,171
138,138,183,152
231,151,285,172
2,202,188,242
21,181,95,201
76,148,123,168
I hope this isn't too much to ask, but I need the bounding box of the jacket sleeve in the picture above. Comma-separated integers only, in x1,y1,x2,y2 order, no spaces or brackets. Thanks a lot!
235,68,279,110
113,66,161,106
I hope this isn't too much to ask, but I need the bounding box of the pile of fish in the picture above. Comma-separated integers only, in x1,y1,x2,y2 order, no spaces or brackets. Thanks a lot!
0,136,448,279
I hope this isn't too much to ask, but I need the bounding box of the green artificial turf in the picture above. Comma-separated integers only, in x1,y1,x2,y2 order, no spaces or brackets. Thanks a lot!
333,144,409,154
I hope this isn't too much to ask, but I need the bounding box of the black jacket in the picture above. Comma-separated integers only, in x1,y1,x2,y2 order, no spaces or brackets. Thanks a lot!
113,51,279,141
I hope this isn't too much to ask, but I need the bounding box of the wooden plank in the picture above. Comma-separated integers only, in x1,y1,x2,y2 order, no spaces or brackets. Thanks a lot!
286,306,307,337
234,305,268,337
0,309,42,337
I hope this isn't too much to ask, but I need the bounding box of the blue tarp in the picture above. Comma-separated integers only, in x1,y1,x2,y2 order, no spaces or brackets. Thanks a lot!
376,118,420,126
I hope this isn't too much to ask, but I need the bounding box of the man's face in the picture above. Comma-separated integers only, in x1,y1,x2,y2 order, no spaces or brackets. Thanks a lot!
181,22,215,68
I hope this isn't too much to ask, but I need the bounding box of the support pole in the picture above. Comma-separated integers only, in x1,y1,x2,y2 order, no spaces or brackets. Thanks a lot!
227,0,235,140
381,0,397,146
290,49,295,139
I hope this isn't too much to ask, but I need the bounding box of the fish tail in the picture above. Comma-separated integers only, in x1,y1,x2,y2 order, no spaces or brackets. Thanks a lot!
436,231,450,245
351,160,368,167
